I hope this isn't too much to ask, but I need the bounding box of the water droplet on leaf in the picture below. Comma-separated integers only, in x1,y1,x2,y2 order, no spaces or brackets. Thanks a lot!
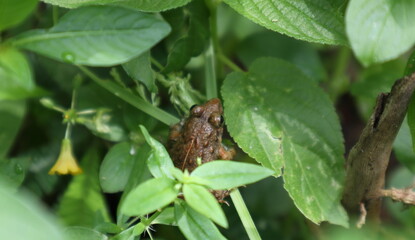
15,164,23,174
61,52,76,63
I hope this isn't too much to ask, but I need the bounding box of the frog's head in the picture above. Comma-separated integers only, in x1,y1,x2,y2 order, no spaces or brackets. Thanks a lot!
189,98,224,128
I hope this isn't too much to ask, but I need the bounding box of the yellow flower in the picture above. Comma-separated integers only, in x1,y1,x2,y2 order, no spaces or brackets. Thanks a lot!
49,139,82,175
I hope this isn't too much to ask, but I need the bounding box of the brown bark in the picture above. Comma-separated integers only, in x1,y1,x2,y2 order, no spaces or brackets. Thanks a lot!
341,73,415,222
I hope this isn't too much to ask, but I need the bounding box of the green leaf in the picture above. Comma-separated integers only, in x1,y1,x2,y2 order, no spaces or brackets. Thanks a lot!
139,125,175,178
94,222,122,234
58,147,111,227
163,0,209,73
111,227,134,240
346,0,415,66
191,161,274,190
116,0,192,12
237,31,326,82
41,0,191,12
175,200,226,240
100,142,137,193
0,0,38,31
65,227,108,240
183,184,228,228
117,145,151,224
122,51,157,93
0,47,42,100
223,0,347,45
12,6,171,66
222,57,348,226
0,185,66,240
0,157,30,190
394,120,415,173
0,100,26,158
121,177,179,216
152,207,176,225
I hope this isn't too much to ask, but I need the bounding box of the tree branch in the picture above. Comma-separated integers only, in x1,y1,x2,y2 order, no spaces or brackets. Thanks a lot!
342,73,415,222
378,187,415,205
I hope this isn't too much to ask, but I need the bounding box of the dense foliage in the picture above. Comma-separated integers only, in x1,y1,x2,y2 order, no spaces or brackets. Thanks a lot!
1,0,415,239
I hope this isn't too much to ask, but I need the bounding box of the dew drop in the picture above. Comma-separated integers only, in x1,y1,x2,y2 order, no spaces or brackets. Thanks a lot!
15,164,23,174
129,146,136,155
61,52,76,63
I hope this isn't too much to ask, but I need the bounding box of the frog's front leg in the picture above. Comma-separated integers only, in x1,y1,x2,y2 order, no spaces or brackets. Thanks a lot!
219,145,236,160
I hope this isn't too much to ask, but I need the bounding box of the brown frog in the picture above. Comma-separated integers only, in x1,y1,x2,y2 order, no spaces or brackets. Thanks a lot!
167,98,235,199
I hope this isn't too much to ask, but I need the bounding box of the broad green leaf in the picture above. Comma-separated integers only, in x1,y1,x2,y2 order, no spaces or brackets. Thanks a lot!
58,147,111,227
122,51,157,93
174,200,226,240
140,125,174,178
223,0,347,45
0,185,66,240
65,227,108,240
117,145,151,224
152,207,176,225
164,0,209,73
116,0,191,12
121,177,179,216
100,142,137,193
183,184,228,228
0,47,42,100
0,100,26,158
237,31,326,82
111,227,134,240
0,157,30,190
222,57,348,226
0,0,38,31
41,0,191,12
191,161,273,190
394,121,415,173
346,0,415,66
12,6,171,66
94,222,122,234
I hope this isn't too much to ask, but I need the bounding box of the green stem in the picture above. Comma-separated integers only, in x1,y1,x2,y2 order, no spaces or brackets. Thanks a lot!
205,41,218,99
329,47,351,101
151,58,164,71
230,189,262,240
52,6,59,25
64,123,71,139
143,211,162,225
219,54,244,72
78,66,179,125
204,0,222,99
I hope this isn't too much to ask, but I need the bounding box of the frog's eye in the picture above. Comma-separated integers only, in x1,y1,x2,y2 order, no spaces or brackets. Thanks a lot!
190,104,197,111
209,113,223,127
191,105,203,117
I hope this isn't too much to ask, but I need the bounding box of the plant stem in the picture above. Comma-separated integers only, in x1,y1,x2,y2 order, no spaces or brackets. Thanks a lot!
230,189,262,240
64,123,71,139
78,66,179,126
52,6,59,25
219,54,244,72
151,57,164,71
205,41,218,99
204,0,221,99
329,47,350,101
